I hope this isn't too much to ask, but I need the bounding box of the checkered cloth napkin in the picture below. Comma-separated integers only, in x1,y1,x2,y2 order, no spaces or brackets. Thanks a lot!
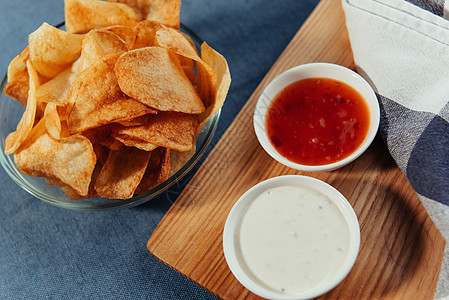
342,0,449,298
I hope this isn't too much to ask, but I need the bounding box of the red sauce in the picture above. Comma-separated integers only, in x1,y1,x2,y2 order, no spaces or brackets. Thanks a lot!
266,78,370,166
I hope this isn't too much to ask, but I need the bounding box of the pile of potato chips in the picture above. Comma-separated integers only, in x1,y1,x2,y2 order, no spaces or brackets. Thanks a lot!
3,0,231,200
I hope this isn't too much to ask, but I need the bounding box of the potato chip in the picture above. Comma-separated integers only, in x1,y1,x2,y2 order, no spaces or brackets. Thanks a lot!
94,146,151,199
115,47,205,114
46,164,101,199
36,57,82,107
4,47,30,106
99,137,124,151
60,180,98,199
14,119,96,196
134,147,170,194
66,60,155,133
70,94,154,134
169,147,195,176
93,144,110,165
107,0,180,28
129,20,161,49
28,22,83,78
182,65,197,85
117,113,157,127
107,0,146,19
81,124,114,144
78,29,128,69
196,57,217,109
104,25,136,48
130,21,195,70
113,112,198,151
144,0,180,28
198,42,231,133
112,133,158,151
154,25,197,69
81,124,121,151
4,61,39,155
181,32,196,48
154,26,200,61
45,177,67,187
153,26,216,107
38,29,127,108
43,102,63,139
65,0,140,34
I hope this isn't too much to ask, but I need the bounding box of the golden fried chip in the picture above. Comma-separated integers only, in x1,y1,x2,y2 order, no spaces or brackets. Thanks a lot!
104,25,135,48
169,147,195,176
107,0,146,19
65,0,140,34
46,165,101,199
107,0,180,28
117,113,157,126
196,58,216,109
14,119,96,196
130,21,195,69
36,58,82,107
4,61,39,155
154,25,197,69
28,22,83,78
99,137,123,151
78,29,128,69
113,112,198,151
198,42,231,133
129,20,161,49
45,177,65,187
43,102,63,139
61,186,87,199
66,61,155,133
94,146,151,199
154,25,200,61
115,47,205,114
144,0,180,28
61,180,98,199
82,124,114,144
182,65,197,85
81,125,123,151
4,47,30,106
153,26,215,107
40,30,126,108
181,32,196,48
93,143,110,165
134,147,170,194
112,133,158,151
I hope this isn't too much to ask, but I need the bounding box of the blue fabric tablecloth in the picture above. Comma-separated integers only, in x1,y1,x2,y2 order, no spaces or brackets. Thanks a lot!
0,1,320,298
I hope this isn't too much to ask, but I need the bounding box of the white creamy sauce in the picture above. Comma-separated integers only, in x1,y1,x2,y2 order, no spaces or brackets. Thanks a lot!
237,185,349,295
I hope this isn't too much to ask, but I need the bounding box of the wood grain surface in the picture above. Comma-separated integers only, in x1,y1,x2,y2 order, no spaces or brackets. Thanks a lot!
147,0,445,299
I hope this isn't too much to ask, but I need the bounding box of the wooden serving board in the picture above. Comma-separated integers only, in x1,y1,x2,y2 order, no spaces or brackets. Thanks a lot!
148,0,445,298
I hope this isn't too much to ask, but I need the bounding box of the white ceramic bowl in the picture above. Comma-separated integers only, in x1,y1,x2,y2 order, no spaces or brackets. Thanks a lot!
223,175,360,300
253,63,380,172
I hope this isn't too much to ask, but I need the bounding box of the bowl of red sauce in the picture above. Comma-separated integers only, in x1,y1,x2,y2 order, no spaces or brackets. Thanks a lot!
254,63,380,172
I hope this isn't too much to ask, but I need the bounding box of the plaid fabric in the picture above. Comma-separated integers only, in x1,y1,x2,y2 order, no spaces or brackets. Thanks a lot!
407,0,445,15
343,0,449,298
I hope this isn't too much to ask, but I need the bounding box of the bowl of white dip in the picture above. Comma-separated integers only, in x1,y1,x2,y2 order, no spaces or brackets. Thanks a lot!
223,175,360,299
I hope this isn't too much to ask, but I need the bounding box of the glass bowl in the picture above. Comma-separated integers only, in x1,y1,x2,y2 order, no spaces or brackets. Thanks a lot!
0,24,220,210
